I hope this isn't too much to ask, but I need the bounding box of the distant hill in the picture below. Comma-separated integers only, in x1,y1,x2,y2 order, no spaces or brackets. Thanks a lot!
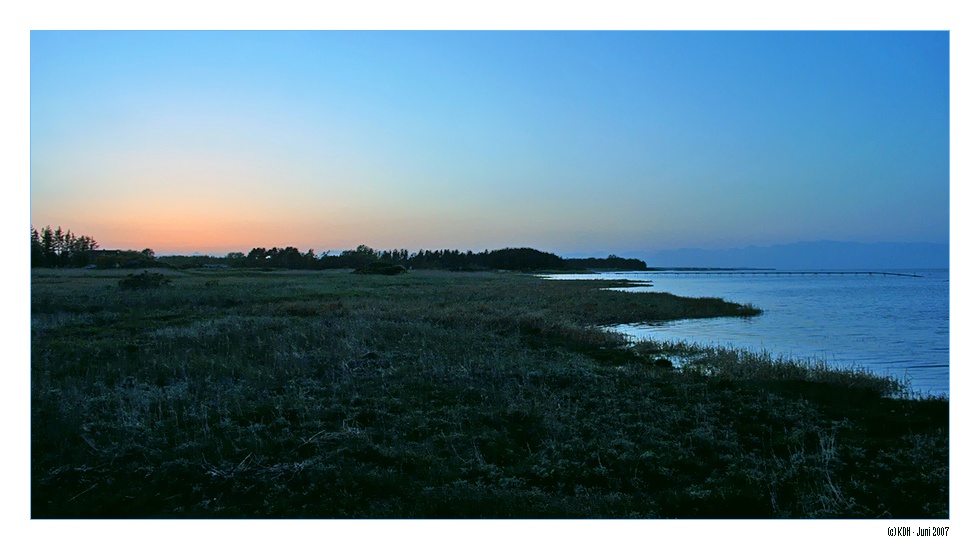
639,241,949,270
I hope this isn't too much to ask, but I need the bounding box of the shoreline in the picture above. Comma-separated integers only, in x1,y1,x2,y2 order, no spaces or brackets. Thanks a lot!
546,269,949,397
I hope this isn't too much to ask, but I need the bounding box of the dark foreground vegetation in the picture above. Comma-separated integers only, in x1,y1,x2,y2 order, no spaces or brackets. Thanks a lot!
31,268,947,518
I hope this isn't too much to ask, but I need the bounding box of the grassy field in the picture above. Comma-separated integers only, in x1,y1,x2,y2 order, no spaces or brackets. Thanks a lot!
30,268,948,518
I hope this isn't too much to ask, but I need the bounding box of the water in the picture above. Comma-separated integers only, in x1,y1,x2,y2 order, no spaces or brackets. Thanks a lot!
545,269,949,397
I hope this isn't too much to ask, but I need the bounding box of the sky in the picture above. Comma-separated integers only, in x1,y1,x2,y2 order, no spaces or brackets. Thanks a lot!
30,30,950,257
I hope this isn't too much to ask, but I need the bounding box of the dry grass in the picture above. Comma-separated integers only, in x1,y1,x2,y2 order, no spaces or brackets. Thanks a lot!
31,268,947,518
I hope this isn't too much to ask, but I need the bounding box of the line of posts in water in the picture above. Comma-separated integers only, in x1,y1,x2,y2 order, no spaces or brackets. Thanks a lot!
646,270,924,278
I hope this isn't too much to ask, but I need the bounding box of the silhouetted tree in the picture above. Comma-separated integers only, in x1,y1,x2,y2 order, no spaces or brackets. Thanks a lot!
225,252,246,268
246,248,268,267
340,245,378,268
564,255,647,271
31,225,99,267
31,226,43,267
483,248,565,271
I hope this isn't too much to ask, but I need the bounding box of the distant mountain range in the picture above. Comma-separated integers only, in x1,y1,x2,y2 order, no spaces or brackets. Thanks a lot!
635,241,949,270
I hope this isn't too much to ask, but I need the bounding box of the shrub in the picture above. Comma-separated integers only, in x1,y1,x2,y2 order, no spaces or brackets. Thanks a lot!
117,271,172,290
353,262,407,276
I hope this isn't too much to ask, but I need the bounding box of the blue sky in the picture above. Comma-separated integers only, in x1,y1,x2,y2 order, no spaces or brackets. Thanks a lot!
30,31,949,256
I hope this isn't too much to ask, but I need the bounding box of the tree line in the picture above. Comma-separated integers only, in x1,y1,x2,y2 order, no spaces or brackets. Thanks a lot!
30,225,648,271
31,225,164,269
165,245,647,272
31,225,99,268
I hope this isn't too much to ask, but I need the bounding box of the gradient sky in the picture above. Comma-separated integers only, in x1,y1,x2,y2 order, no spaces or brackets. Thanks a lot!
30,31,950,256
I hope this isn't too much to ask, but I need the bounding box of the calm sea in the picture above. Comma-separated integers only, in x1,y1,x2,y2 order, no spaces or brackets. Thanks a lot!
546,269,949,397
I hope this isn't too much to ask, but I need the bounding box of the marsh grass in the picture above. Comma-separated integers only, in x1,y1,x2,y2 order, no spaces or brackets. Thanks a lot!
31,269,947,518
